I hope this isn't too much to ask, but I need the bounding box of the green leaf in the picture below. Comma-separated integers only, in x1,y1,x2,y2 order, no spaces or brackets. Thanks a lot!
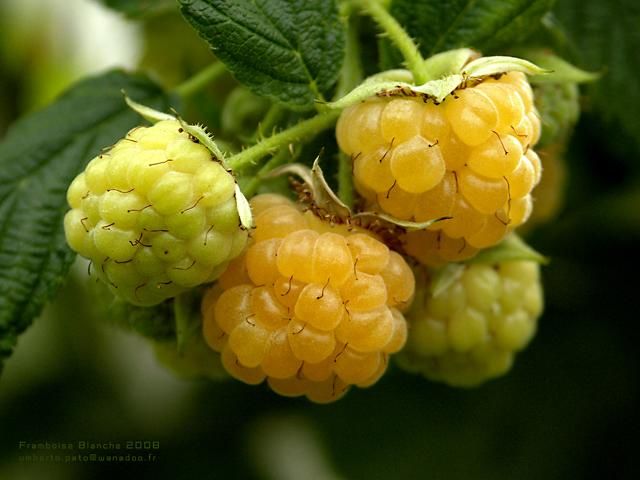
97,0,177,18
179,0,346,109
429,263,465,297
329,55,546,111
467,234,548,265
0,70,171,372
389,0,556,56
326,69,414,109
517,50,600,84
421,48,476,79
461,55,550,77
124,93,177,123
554,0,640,153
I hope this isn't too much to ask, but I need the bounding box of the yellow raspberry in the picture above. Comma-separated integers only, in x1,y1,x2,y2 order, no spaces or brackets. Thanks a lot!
402,230,478,267
201,194,415,403
397,260,544,387
336,71,542,265
64,120,248,306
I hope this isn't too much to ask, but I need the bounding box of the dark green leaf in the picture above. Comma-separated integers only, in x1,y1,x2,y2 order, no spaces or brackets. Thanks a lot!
179,0,345,109
554,0,640,154
0,70,171,372
389,0,556,57
96,0,176,18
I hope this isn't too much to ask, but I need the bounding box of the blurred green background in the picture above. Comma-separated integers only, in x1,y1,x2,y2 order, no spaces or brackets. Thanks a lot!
0,0,637,479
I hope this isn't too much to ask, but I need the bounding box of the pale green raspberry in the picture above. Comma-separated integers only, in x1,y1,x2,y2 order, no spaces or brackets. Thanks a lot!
64,120,248,306
534,82,580,148
397,261,543,387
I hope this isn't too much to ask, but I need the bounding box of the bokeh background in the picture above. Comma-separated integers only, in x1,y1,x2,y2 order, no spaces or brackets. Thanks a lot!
0,0,638,478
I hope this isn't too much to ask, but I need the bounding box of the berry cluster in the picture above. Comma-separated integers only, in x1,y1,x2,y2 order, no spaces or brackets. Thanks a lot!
201,194,414,403
397,261,543,386
63,65,551,399
336,72,542,266
64,120,248,306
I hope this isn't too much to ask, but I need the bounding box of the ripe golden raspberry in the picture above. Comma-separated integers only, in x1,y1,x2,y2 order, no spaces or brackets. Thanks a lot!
402,229,480,268
64,120,248,306
201,194,415,403
336,72,542,266
397,261,543,387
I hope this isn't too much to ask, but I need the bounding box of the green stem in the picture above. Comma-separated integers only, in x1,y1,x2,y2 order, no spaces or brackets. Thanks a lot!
173,62,228,99
226,110,340,171
337,152,354,209
334,13,365,99
173,293,192,355
355,0,427,83
254,104,285,141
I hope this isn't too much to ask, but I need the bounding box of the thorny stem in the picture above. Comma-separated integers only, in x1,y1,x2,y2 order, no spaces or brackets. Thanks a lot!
253,104,285,141
174,62,228,99
226,110,341,171
354,0,428,84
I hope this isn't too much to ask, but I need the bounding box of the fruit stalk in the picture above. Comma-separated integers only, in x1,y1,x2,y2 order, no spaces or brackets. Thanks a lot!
174,62,227,99
355,0,428,83
226,110,341,171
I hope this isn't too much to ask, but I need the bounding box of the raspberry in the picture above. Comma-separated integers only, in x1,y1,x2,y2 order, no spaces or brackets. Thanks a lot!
526,142,567,228
533,82,580,148
201,194,414,403
336,72,542,266
520,81,579,230
397,260,543,387
524,82,580,232
64,120,248,306
402,230,479,268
